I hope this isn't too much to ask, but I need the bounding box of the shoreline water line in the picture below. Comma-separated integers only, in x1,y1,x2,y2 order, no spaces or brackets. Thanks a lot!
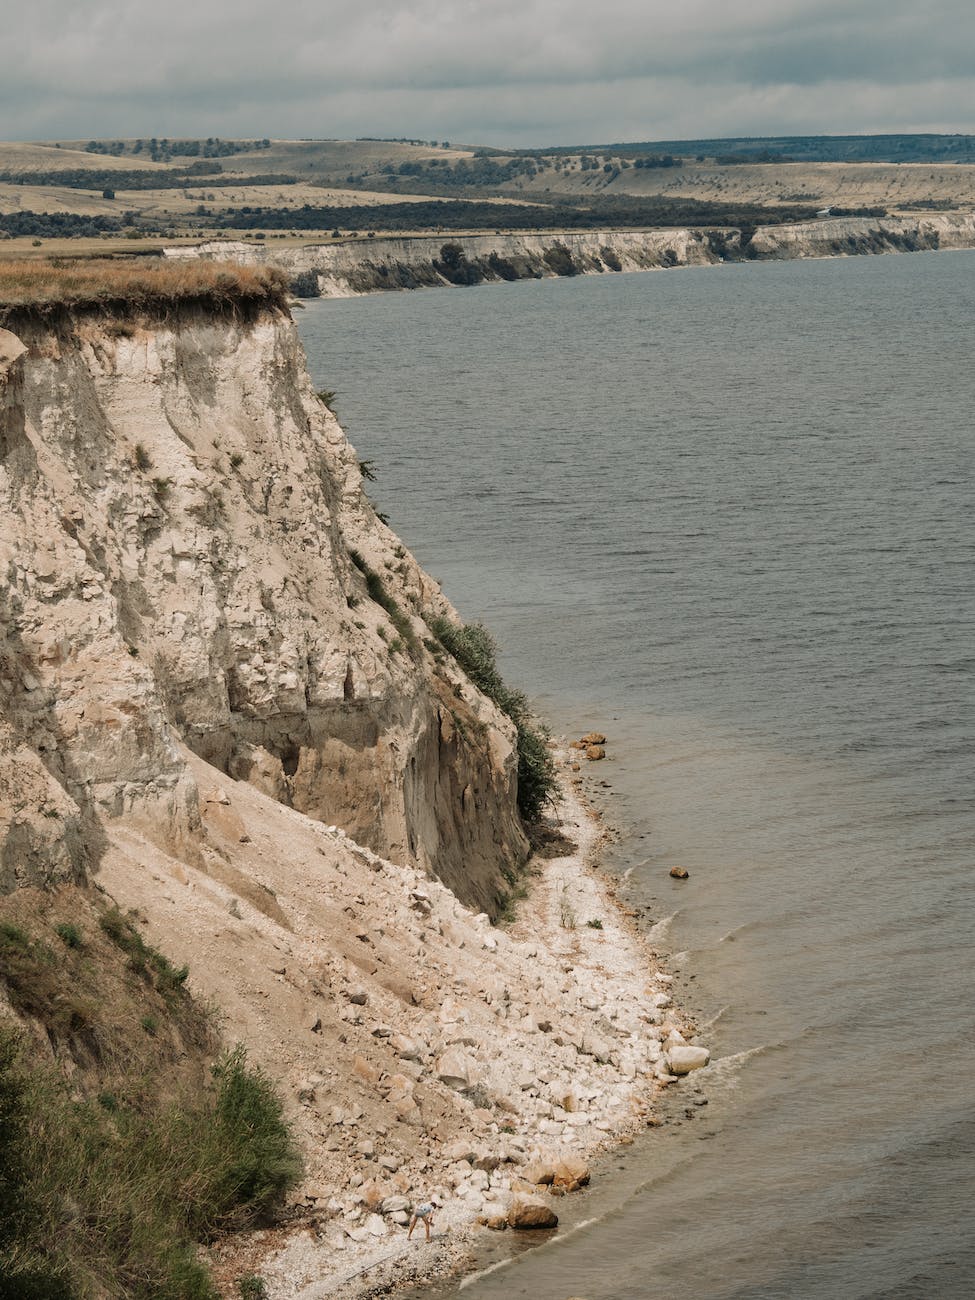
256,743,713,1300
292,250,975,1298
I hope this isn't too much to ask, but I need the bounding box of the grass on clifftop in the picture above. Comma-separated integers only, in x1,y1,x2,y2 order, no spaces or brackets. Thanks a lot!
0,257,290,321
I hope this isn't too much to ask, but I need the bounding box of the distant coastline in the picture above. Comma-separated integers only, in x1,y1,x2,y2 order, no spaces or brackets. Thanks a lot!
164,210,975,298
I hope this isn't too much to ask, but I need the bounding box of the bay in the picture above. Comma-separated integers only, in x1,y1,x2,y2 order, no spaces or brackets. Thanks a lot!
298,250,975,1298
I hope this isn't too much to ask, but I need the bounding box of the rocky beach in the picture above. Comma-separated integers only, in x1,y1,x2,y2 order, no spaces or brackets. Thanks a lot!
197,743,708,1299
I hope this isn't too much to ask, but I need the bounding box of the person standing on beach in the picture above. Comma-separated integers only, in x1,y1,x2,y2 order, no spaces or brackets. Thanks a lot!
407,1202,435,1241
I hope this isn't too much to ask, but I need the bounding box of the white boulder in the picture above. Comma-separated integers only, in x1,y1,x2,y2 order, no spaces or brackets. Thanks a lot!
666,1045,710,1075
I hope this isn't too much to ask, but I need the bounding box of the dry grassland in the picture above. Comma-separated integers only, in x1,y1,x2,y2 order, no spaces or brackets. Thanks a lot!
0,181,534,220
0,140,180,173
521,159,975,210
0,257,289,317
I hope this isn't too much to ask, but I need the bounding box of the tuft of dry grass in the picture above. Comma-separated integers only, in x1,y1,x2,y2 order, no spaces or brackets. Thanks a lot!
0,256,290,322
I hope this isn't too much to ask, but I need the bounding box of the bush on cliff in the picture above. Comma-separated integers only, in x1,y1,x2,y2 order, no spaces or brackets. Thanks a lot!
542,243,578,276
433,242,484,286
429,618,557,820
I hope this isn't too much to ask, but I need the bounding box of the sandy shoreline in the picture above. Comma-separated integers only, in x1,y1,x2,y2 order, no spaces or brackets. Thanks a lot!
218,741,708,1300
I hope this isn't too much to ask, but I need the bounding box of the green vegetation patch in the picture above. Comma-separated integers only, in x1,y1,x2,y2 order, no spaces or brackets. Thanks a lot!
429,618,557,821
195,194,825,235
0,921,103,1055
0,1031,301,1299
99,906,190,998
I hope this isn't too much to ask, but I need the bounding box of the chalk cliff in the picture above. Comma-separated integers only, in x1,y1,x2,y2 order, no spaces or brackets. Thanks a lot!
165,211,975,296
0,300,528,911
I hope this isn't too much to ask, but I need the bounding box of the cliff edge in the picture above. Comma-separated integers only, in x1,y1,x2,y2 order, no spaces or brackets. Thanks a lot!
0,285,527,913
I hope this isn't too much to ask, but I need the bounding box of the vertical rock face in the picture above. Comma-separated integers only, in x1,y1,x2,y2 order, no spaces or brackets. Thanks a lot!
0,307,527,911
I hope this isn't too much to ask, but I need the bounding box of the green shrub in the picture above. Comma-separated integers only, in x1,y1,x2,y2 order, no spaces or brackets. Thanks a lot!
206,1046,303,1225
487,250,520,281
428,618,557,820
434,242,484,286
0,1028,29,1250
288,270,320,299
0,1029,300,1299
238,1276,269,1299
543,243,578,277
54,922,83,949
99,908,189,1002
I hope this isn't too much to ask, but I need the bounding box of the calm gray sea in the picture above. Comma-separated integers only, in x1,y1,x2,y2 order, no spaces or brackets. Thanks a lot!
297,250,975,1299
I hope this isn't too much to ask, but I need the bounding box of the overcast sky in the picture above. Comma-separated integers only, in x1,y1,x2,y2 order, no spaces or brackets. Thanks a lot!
6,0,974,147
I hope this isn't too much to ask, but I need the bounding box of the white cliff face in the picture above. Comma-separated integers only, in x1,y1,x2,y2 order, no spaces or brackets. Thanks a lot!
164,228,720,294
747,211,975,258
165,211,975,296
0,305,527,909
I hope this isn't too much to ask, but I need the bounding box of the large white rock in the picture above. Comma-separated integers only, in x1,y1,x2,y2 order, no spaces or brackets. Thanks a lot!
381,1195,410,1215
364,1213,388,1237
436,1047,474,1090
579,1032,612,1063
666,1045,710,1075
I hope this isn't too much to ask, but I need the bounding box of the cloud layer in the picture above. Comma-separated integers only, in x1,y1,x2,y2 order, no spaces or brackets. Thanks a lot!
7,0,974,145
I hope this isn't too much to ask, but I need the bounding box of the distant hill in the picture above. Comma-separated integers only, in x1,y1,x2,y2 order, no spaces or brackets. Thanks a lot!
2,134,974,251
532,135,975,164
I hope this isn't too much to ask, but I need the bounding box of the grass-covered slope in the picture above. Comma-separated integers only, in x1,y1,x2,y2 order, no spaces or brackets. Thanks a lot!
0,889,302,1298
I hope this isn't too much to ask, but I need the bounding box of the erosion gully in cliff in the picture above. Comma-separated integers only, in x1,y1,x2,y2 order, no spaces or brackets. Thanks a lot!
0,264,707,1299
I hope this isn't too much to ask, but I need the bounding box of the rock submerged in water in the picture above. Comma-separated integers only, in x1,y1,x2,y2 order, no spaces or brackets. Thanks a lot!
669,865,689,879
570,731,608,754
666,1045,710,1075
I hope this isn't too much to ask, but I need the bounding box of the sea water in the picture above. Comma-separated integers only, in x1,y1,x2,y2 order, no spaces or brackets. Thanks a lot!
297,249,975,1298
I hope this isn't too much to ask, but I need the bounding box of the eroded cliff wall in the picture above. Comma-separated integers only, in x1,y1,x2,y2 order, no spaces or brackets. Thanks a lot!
165,211,975,296
0,303,527,911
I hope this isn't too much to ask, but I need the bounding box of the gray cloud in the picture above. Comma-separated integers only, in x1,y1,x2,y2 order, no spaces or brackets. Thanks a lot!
5,0,974,144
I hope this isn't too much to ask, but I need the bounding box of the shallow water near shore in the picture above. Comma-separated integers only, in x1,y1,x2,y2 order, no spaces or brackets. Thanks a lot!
298,250,975,1298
